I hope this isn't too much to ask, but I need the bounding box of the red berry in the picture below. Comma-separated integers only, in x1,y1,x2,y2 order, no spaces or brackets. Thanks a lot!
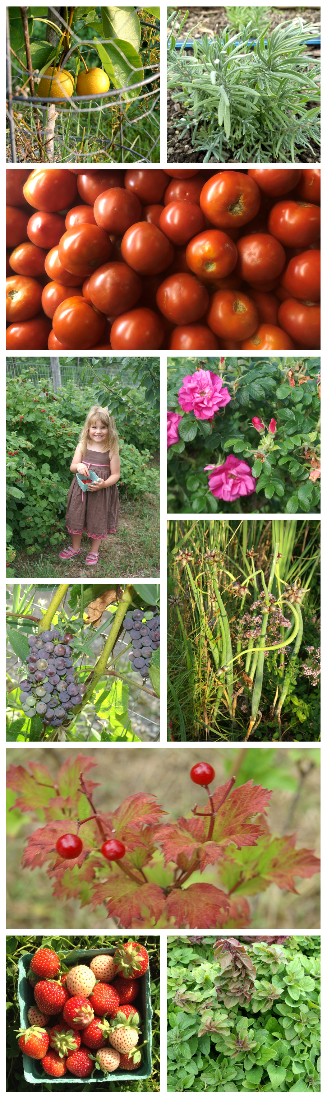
41,1050,67,1077
66,1047,94,1078
113,941,149,979
89,983,120,1017
101,838,126,861
34,980,69,1015
112,976,140,1005
18,1026,49,1059
56,834,83,859
190,762,215,786
31,947,60,979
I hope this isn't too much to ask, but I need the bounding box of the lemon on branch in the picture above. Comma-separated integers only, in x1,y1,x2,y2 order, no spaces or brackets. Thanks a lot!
37,67,74,100
76,68,110,96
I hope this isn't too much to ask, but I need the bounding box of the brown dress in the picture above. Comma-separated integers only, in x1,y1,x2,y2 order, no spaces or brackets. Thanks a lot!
65,448,119,540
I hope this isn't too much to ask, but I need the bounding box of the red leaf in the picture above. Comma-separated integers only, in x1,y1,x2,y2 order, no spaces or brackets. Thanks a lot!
57,754,99,800
260,833,320,892
112,793,166,834
6,763,57,812
225,896,251,928
90,875,166,927
204,780,272,848
22,820,81,870
164,883,231,928
155,817,224,871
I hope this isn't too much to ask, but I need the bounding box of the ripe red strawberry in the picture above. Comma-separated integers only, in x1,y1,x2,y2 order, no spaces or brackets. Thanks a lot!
27,1006,49,1027
108,1024,139,1055
18,1026,49,1059
113,941,149,978
49,1023,81,1056
30,947,60,979
41,1050,66,1077
96,1046,120,1072
81,1016,111,1050
89,983,119,1017
90,955,117,982
66,965,96,997
63,995,94,1030
34,980,69,1015
119,1049,142,1070
66,1046,94,1078
113,976,140,1004
110,1004,140,1027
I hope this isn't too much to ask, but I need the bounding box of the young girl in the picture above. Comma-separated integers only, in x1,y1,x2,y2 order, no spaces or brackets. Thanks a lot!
59,405,120,566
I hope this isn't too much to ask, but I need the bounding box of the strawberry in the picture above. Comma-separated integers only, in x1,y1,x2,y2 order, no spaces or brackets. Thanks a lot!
119,1049,142,1070
66,965,96,997
63,995,94,1030
109,1024,139,1055
41,1050,66,1077
81,1016,111,1050
30,947,60,979
113,941,149,979
27,1006,49,1027
18,1026,49,1059
66,1046,94,1078
96,1046,120,1073
110,1004,140,1027
49,1023,81,1056
113,976,140,1004
89,983,120,1017
34,980,69,1015
90,955,117,982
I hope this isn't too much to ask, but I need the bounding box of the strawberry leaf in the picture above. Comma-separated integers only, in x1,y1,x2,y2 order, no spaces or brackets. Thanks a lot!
164,883,231,928
6,762,57,812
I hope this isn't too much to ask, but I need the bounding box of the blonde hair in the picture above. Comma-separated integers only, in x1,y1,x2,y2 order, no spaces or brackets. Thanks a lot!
79,405,119,455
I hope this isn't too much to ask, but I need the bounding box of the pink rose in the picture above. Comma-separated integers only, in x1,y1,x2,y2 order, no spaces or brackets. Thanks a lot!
269,418,277,434
252,417,265,432
178,368,231,420
204,455,257,502
167,410,182,449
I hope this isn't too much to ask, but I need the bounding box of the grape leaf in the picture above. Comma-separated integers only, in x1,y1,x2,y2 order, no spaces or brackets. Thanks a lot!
6,763,57,812
112,792,166,833
7,628,30,662
163,883,231,928
91,874,166,926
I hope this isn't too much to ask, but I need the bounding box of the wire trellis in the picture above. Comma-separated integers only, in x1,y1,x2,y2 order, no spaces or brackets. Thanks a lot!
6,8,160,164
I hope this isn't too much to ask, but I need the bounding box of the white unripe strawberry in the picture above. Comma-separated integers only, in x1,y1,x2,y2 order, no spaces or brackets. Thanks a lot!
90,955,117,982
27,1006,50,1027
96,1046,121,1072
66,965,96,997
109,1025,139,1054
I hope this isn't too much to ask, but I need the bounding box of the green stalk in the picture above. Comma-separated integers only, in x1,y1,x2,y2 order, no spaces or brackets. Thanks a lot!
212,578,233,716
275,604,303,726
76,585,134,710
38,584,69,633
168,676,186,740
247,544,280,736
176,607,193,672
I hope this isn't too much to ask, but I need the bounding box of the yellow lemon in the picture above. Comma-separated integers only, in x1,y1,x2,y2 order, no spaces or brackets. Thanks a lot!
76,68,110,96
37,67,74,100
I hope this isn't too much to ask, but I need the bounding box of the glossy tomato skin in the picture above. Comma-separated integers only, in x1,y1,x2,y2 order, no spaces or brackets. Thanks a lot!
169,323,219,350
52,297,106,349
241,323,295,351
206,289,258,341
23,169,77,212
65,205,96,229
94,188,142,236
27,210,65,250
156,272,209,324
268,200,320,248
87,262,142,315
6,275,43,322
159,201,205,246
58,224,112,277
77,169,124,205
48,330,69,350
236,233,286,283
45,246,85,286
143,205,164,227
280,250,320,302
110,307,164,350
294,168,320,205
247,289,279,326
186,228,237,281
278,300,320,349
124,168,167,204
6,206,30,248
200,171,261,229
6,168,31,207
247,168,301,196
121,222,174,275
6,314,52,350
163,169,199,179
163,174,204,206
41,281,83,318
9,242,48,278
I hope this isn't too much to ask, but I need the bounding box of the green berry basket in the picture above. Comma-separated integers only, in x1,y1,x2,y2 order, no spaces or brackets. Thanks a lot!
18,945,153,1085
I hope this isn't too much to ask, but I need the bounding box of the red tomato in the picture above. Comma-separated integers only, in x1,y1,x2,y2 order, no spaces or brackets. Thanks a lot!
169,324,219,350
136,274,165,311
219,338,242,350
77,169,124,204
163,169,199,178
27,211,65,250
6,275,43,322
186,228,237,281
121,222,174,275
247,289,279,326
41,281,83,318
280,250,320,302
45,246,84,286
247,168,301,196
206,290,258,341
52,297,106,349
268,200,320,248
159,201,205,246
163,174,204,206
200,171,261,229
236,233,286,283
211,273,243,291
124,168,167,204
58,224,112,277
294,168,320,205
48,330,69,350
241,324,295,351
156,273,209,324
9,241,48,277
23,169,77,212
143,204,164,227
86,262,142,315
6,206,30,248
6,314,52,349
65,205,96,229
6,168,31,207
246,277,280,292
94,187,142,236
110,307,164,350
278,300,320,349
6,250,12,277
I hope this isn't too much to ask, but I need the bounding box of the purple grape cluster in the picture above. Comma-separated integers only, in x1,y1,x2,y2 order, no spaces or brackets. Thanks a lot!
19,629,83,728
123,610,160,679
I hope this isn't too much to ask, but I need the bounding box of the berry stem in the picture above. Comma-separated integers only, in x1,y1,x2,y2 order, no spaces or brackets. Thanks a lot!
38,585,69,634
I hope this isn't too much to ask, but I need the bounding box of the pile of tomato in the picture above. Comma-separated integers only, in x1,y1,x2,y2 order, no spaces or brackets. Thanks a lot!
6,166,320,351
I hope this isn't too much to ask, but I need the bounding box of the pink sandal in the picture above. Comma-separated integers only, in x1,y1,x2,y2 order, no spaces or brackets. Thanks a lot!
85,550,99,565
59,546,81,560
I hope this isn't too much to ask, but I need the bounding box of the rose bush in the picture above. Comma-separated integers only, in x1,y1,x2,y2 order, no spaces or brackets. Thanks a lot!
167,356,320,513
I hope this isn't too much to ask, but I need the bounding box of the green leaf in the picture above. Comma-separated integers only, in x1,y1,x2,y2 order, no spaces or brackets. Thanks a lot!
168,440,185,454
133,583,160,606
101,6,141,51
186,476,201,491
7,628,30,662
142,6,160,16
285,493,299,513
252,460,263,478
17,40,55,71
298,483,313,508
149,649,160,697
276,383,292,399
197,419,212,437
94,37,143,96
179,416,198,442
